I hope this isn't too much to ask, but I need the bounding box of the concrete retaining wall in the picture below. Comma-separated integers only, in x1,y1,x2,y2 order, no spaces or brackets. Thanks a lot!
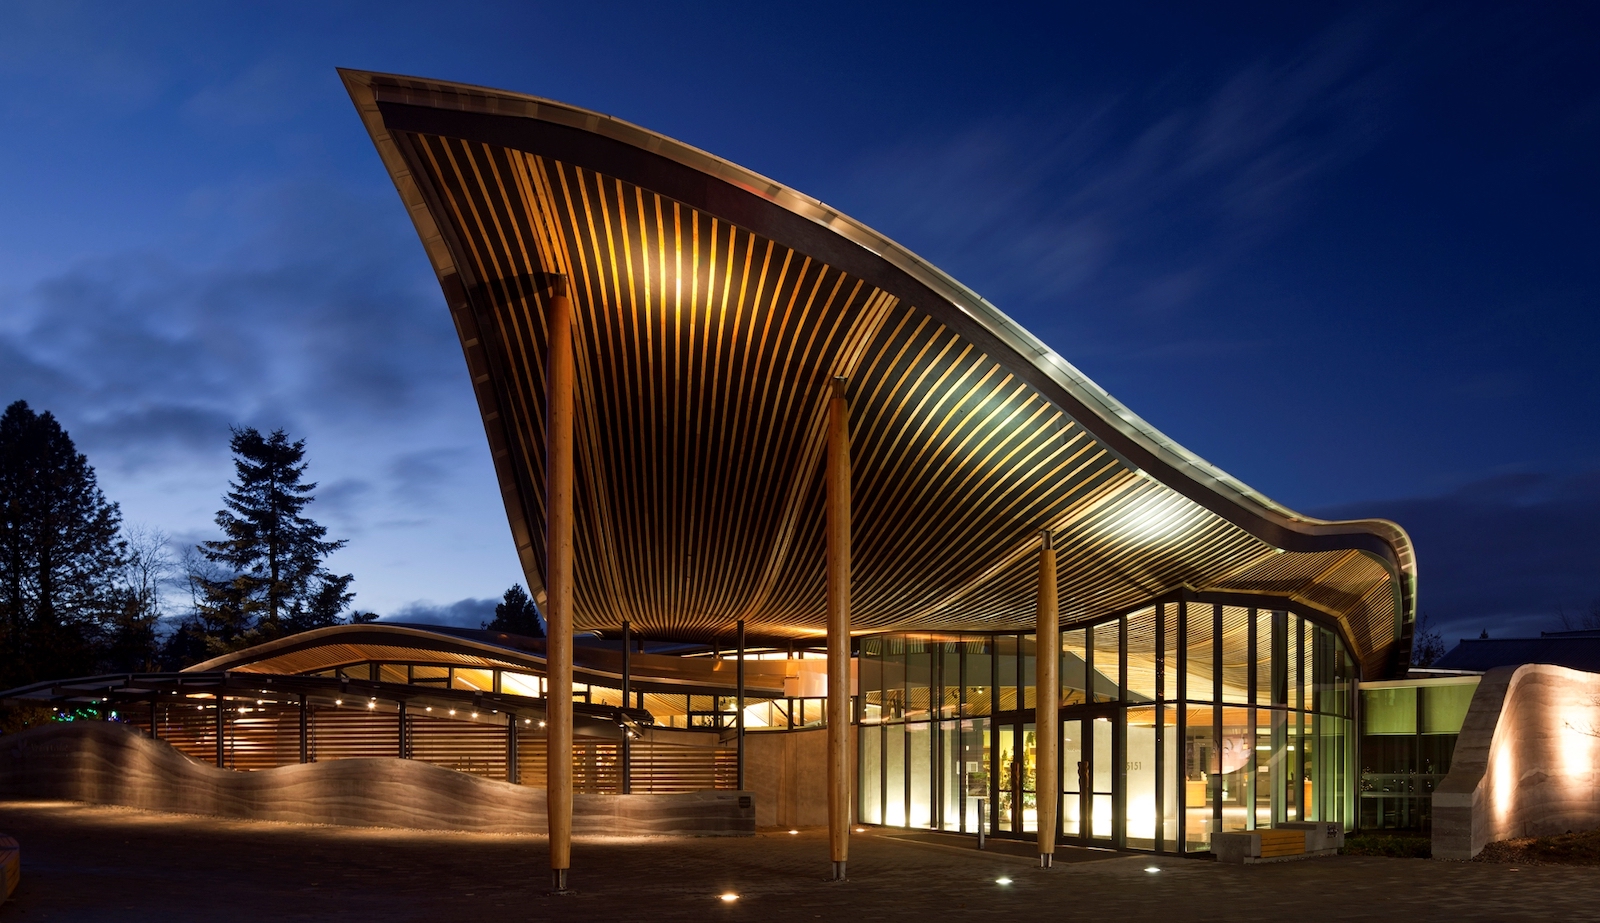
0,722,753,836
1433,664,1600,859
744,725,856,828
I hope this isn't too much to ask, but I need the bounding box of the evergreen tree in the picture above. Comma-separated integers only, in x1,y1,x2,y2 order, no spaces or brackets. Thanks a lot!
483,583,544,637
0,401,124,686
194,427,352,648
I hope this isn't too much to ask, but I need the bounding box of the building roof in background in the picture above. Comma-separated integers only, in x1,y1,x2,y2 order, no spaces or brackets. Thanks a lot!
1433,630,1600,674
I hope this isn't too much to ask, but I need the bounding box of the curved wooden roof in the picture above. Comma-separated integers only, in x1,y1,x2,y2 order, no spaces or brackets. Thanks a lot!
340,69,1416,677
184,623,789,697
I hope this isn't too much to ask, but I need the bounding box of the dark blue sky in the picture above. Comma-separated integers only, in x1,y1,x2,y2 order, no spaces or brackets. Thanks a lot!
1,2,1595,639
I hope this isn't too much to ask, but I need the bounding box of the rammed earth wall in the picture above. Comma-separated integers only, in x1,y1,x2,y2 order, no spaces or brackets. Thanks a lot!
1433,664,1600,859
0,721,752,835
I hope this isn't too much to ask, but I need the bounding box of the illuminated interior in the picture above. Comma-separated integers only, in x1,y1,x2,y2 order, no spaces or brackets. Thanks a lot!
857,593,1361,851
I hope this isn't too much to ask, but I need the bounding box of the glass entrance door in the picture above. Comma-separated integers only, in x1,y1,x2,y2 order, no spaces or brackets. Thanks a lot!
1061,708,1119,846
995,721,1036,835
1063,718,1083,837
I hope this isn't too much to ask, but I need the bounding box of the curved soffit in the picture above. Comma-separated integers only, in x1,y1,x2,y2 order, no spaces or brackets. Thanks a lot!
338,69,1415,677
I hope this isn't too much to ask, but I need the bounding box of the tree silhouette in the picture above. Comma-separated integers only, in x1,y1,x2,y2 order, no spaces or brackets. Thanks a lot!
0,400,124,686
104,526,174,672
484,583,544,637
1411,611,1446,667
192,427,352,649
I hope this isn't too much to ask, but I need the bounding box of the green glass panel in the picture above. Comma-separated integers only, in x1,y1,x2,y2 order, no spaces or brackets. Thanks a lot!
1362,687,1417,735
1421,682,1478,735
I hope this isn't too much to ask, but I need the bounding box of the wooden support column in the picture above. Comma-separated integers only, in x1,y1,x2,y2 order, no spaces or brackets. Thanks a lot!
507,712,519,784
1035,530,1060,868
546,276,577,894
826,376,852,881
736,619,746,791
214,692,225,768
621,619,632,794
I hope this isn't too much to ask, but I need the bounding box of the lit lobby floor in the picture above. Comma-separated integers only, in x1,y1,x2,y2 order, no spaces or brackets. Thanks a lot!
0,800,1592,922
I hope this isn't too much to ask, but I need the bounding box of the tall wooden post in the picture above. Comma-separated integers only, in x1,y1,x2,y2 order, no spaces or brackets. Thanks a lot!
1035,530,1059,867
546,276,576,893
507,712,519,784
826,376,852,880
214,692,225,768
621,619,632,795
736,619,746,791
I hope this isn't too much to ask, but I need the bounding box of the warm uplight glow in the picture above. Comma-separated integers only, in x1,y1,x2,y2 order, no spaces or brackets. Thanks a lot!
719,893,739,902
335,699,342,706
1145,866,1160,873
1558,703,1597,776
787,829,798,835
995,877,1012,886
1126,798,1157,842
1494,744,1514,819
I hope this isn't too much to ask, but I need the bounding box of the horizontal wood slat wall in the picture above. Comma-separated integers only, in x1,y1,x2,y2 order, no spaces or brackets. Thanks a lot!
137,703,735,795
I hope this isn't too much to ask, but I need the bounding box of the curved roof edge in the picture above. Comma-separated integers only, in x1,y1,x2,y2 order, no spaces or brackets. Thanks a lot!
183,622,790,697
336,67,1416,639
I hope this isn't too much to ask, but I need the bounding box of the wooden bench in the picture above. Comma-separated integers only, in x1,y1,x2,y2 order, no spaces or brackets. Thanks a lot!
1257,828,1306,858
1213,827,1312,864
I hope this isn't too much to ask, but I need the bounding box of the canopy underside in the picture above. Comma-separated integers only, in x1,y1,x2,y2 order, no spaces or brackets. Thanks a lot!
341,70,1414,678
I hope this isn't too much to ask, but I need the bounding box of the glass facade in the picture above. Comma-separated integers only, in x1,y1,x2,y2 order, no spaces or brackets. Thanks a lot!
1358,676,1480,830
856,594,1359,853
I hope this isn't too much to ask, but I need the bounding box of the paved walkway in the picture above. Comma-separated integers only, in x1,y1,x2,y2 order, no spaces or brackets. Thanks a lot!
0,800,1596,922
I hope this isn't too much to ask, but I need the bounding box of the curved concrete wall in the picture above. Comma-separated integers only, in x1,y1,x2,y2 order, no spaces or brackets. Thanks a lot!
1433,664,1600,859
0,722,752,836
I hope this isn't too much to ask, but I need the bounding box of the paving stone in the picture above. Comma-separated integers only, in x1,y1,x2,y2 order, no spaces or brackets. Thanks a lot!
0,800,1595,922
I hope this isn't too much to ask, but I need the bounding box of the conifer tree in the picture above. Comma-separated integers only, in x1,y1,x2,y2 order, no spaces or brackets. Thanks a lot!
195,427,352,647
483,583,544,637
0,400,124,686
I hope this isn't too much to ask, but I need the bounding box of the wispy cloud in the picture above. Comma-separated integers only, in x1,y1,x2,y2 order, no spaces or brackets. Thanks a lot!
839,16,1394,349
388,447,472,508
1315,470,1600,640
384,597,499,629
0,180,460,472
